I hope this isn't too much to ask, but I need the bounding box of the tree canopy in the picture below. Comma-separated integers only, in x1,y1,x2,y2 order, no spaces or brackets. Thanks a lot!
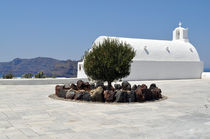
84,38,136,88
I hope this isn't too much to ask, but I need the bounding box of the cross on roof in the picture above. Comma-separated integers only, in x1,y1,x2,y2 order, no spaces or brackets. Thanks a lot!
179,22,182,27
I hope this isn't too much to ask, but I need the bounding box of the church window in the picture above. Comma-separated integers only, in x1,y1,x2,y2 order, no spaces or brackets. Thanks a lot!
166,46,170,53
144,46,149,55
176,30,180,39
79,64,82,71
189,48,193,53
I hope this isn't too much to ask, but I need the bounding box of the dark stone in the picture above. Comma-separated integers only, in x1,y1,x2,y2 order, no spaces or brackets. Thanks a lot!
64,84,71,89
82,92,91,101
135,88,144,102
128,90,136,102
90,83,96,90
149,83,157,90
96,81,104,88
131,84,137,91
114,84,121,90
121,81,131,90
104,90,115,102
142,89,153,101
90,86,104,102
56,82,162,103
104,85,108,90
84,82,90,90
104,85,114,91
59,89,68,98
77,80,85,90
151,88,162,99
55,85,67,98
55,85,63,96
74,92,83,100
114,91,128,103
127,84,131,90
66,90,75,99
70,83,78,90
141,84,147,89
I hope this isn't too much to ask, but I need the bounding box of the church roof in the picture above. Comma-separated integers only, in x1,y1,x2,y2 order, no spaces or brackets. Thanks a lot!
93,36,200,62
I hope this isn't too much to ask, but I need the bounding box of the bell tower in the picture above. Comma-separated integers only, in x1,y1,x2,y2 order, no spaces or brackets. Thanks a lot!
173,22,189,42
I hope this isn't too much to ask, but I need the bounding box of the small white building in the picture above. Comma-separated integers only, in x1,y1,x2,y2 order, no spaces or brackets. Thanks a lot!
77,23,203,80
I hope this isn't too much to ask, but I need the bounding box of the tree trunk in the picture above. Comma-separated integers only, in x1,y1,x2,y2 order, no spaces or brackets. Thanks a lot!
108,81,112,90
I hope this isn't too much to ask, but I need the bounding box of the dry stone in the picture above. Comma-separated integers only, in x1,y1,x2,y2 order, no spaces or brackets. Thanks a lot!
82,92,91,101
70,83,77,90
90,86,104,102
66,90,75,99
104,90,115,102
74,92,83,100
128,90,136,102
115,91,128,103
135,87,144,102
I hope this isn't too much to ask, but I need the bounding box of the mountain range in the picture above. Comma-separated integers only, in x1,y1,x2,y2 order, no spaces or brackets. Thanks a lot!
0,57,79,77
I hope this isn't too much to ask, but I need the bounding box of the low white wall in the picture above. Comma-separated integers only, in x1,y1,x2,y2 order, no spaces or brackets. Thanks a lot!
202,72,210,79
124,61,203,81
0,78,88,85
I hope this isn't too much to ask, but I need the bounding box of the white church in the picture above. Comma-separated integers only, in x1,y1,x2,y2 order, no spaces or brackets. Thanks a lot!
77,23,203,80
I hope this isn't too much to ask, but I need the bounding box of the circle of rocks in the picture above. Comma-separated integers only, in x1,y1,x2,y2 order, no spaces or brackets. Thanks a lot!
52,80,165,103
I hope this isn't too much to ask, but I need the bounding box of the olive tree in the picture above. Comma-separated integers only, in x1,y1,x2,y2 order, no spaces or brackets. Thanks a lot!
84,38,136,89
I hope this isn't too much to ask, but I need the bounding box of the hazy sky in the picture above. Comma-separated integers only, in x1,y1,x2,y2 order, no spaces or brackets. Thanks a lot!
0,0,210,69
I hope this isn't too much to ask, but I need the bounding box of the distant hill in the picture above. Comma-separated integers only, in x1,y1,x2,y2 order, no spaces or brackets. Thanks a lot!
0,57,79,77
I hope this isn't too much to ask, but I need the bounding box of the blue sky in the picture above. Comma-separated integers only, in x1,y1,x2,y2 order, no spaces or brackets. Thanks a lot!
0,0,210,69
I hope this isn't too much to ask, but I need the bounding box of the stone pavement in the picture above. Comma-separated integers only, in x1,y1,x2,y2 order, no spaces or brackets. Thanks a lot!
0,79,210,139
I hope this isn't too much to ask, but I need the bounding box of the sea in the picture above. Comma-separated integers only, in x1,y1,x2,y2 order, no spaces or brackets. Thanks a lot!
204,69,210,72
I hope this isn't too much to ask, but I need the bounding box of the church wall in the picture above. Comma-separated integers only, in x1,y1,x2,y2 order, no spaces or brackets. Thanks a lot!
77,62,87,79
77,60,203,81
123,61,203,81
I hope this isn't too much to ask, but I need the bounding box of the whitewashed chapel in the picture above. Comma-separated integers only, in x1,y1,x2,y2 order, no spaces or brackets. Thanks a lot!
77,23,203,80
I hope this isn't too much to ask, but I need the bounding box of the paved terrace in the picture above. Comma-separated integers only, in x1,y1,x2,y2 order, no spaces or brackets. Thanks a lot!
0,78,210,138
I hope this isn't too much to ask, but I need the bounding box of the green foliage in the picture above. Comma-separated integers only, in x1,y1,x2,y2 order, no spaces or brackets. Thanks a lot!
51,75,56,78
3,73,15,79
22,73,33,78
84,38,136,87
35,72,46,78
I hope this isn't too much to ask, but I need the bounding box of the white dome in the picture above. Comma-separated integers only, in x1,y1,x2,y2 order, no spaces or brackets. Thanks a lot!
93,36,200,62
